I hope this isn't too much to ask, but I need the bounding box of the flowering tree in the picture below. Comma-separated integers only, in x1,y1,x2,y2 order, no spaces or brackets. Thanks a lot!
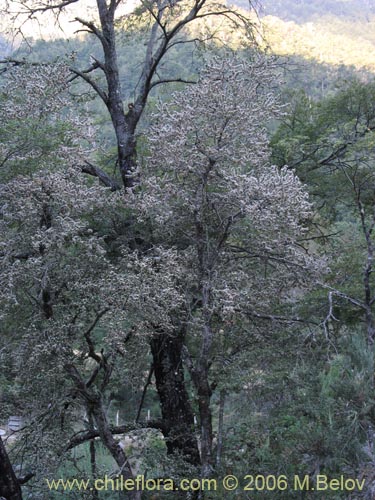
0,62,96,500
1,1,262,467
0,49,322,496
141,54,322,476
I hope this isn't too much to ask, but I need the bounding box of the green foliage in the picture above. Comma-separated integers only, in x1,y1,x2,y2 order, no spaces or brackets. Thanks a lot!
271,79,375,216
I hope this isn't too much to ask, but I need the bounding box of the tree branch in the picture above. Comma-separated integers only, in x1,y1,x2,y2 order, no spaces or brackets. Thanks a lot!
149,77,197,90
66,420,166,450
135,363,154,423
80,161,121,191
320,284,366,309
321,290,339,338
17,473,35,485
74,16,105,43
245,310,319,325
69,68,108,105
84,309,109,364
16,0,79,14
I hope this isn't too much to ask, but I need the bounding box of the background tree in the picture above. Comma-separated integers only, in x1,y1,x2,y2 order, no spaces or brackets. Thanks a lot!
268,78,375,497
3,0,257,187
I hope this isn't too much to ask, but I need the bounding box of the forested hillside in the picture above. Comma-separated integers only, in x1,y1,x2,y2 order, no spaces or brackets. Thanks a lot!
230,0,375,75
1,0,375,499
262,14,375,72
252,0,375,74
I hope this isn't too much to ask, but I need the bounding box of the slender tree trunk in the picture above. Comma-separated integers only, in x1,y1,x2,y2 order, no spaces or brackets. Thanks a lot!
363,229,375,349
193,278,215,478
150,332,200,466
195,372,214,477
89,439,99,500
357,199,375,388
66,365,141,500
0,437,22,500
216,390,226,468
90,401,141,500
88,414,99,500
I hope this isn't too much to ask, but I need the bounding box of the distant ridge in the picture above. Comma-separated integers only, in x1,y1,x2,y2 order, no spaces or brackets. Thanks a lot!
256,0,375,23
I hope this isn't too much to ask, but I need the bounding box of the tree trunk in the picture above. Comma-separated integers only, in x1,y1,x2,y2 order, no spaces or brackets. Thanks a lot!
195,370,214,478
95,0,201,469
150,333,200,466
65,365,141,500
90,401,141,500
88,414,99,500
0,437,23,500
96,0,139,189
194,278,215,478
216,390,225,468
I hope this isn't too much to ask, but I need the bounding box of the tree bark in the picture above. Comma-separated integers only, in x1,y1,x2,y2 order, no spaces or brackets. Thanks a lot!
90,402,141,500
88,414,99,500
0,437,23,500
150,332,200,466
193,274,215,477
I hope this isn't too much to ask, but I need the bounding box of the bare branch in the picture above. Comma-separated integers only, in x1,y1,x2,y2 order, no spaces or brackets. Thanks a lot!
69,68,108,105
80,161,121,191
41,0,79,11
245,309,319,325
320,284,366,310
149,77,197,90
135,363,154,423
321,291,339,338
66,420,166,450
17,473,35,485
83,309,109,364
74,16,105,43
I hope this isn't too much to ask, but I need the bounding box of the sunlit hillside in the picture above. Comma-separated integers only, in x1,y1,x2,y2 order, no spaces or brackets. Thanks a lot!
261,14,375,72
